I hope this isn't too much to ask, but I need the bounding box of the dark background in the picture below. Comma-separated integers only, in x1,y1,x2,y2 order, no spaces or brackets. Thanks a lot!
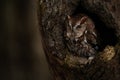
0,0,50,80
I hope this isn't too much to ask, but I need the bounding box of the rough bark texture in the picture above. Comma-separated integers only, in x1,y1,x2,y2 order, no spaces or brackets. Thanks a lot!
40,0,120,80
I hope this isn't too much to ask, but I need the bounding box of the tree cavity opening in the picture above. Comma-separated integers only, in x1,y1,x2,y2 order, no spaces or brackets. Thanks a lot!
73,6,118,51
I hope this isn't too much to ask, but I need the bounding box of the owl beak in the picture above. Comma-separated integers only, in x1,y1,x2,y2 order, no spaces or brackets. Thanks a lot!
75,38,78,41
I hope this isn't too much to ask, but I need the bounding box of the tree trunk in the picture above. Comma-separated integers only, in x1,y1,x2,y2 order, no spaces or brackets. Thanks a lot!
0,0,50,80
40,0,120,80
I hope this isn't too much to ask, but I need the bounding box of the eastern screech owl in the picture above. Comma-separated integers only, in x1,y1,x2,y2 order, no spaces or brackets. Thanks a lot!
65,14,98,59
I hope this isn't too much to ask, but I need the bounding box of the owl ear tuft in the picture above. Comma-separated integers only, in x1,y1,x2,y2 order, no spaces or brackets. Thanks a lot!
80,16,88,24
67,15,71,20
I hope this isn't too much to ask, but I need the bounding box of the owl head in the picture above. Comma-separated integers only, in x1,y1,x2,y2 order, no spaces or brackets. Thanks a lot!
66,15,96,42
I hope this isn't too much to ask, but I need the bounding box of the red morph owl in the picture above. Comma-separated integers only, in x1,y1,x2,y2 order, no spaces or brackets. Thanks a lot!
65,14,98,60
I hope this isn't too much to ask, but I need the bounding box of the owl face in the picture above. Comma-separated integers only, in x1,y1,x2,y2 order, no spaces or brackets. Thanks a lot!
66,15,88,41
66,15,97,41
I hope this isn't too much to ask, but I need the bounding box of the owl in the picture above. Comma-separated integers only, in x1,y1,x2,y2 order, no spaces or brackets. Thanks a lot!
65,14,98,59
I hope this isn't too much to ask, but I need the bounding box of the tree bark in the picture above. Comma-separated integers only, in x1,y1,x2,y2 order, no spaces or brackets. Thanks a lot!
40,0,120,80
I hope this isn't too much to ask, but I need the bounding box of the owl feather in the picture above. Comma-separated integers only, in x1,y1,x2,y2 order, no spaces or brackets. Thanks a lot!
65,14,98,59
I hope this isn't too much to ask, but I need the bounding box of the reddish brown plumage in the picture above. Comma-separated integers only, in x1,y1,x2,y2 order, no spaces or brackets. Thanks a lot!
65,14,98,59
